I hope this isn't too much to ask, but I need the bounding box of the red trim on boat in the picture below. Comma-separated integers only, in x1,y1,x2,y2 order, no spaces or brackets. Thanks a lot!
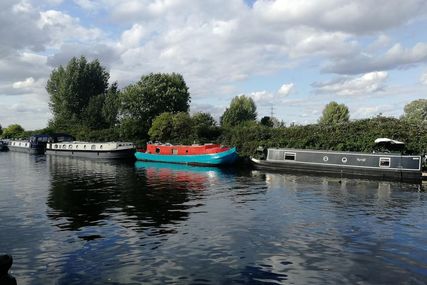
145,144,230,155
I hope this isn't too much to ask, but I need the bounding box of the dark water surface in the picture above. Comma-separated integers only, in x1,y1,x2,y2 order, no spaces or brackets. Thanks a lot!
0,152,426,285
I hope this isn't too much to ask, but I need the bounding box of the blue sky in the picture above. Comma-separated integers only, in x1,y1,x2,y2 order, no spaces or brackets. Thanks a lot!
1,0,427,129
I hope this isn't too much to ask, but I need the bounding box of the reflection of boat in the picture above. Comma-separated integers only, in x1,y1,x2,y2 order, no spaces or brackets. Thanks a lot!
135,161,222,190
46,141,135,159
252,138,422,182
135,143,238,166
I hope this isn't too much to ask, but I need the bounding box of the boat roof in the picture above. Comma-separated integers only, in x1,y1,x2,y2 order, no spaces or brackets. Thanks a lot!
374,138,404,145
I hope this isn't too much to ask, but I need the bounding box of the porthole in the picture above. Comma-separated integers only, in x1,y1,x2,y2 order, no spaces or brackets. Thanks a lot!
323,156,329,162
342,157,348,163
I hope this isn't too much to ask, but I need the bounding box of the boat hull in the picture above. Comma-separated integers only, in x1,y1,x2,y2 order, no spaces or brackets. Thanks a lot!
46,148,135,159
251,148,422,183
8,145,44,154
135,147,238,166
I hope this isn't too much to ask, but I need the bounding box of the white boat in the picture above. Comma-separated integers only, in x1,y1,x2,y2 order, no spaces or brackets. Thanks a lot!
46,141,135,159
8,139,44,154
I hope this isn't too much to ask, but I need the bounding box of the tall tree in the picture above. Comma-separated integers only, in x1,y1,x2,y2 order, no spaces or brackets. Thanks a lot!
220,95,257,127
402,99,427,124
318,101,350,125
0,123,2,136
119,73,190,139
46,56,110,128
102,82,120,128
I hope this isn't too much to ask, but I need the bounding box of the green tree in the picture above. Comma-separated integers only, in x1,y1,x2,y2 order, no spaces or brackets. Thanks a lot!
191,112,221,142
2,124,25,138
148,112,174,142
119,73,191,139
260,116,274,127
46,56,110,128
402,99,427,124
220,95,257,127
318,101,350,125
172,112,194,144
0,124,2,136
102,82,120,128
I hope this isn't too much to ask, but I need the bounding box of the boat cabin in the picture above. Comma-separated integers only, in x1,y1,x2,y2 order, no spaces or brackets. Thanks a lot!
145,143,230,155
374,138,405,153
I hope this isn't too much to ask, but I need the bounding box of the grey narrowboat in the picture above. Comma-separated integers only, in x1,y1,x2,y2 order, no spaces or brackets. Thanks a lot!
251,138,422,182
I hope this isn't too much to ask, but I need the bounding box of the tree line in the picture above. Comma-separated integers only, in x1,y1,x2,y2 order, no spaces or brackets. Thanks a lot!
1,56,427,157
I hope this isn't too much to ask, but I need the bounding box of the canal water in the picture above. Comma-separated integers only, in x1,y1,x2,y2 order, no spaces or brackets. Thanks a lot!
0,152,426,285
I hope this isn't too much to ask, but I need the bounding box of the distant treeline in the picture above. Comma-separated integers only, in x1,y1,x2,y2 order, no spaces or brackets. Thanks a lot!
1,56,427,157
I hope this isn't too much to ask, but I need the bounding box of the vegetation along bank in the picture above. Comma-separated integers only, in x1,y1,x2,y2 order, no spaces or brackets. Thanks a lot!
1,56,427,159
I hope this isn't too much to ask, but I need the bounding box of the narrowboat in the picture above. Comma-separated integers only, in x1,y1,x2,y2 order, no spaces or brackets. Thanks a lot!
46,141,136,159
0,140,8,151
135,143,238,166
7,133,75,154
251,138,422,182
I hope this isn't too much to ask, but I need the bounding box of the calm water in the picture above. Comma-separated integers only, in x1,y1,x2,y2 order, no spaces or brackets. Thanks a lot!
0,152,426,285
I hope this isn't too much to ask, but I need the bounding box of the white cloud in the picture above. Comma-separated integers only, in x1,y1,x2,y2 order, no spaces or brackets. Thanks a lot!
73,0,99,11
278,83,294,96
119,24,148,49
251,91,273,103
12,77,35,89
325,43,427,74
253,0,427,34
421,72,427,85
314,71,388,96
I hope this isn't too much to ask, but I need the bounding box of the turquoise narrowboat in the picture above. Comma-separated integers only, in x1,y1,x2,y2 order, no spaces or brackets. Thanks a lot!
135,143,238,166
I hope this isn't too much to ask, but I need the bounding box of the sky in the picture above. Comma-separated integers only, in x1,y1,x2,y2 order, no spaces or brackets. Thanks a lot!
1,0,427,130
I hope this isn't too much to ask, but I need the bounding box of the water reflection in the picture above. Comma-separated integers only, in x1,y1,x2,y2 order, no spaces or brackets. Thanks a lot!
46,157,230,232
2,152,427,284
134,161,223,191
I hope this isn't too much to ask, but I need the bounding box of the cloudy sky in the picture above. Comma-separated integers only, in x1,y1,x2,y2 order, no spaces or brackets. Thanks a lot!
1,0,427,129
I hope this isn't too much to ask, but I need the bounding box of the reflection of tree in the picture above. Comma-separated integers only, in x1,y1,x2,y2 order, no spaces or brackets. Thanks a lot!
47,157,230,232
47,156,125,230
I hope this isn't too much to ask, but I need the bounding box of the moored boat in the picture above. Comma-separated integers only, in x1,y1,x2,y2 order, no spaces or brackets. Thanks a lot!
0,140,8,151
251,138,422,182
135,143,238,166
7,133,75,154
46,141,135,159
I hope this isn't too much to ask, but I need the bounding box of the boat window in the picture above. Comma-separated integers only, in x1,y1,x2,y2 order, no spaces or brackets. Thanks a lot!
63,144,66,149
156,148,160,154
186,150,189,154
84,145,87,149
379,157,391,167
91,145,96,150
54,145,58,149
68,145,72,149
172,149,178,155
100,145,103,149
284,152,296,161
76,145,78,149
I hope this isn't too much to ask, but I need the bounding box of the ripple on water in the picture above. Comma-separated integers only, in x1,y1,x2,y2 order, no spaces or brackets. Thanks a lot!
0,153,426,284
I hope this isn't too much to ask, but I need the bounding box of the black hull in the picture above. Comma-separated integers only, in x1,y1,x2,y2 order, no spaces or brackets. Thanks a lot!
251,159,422,183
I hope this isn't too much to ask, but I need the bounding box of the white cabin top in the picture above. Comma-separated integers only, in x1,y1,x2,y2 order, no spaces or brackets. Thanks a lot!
47,141,135,151
374,138,404,145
